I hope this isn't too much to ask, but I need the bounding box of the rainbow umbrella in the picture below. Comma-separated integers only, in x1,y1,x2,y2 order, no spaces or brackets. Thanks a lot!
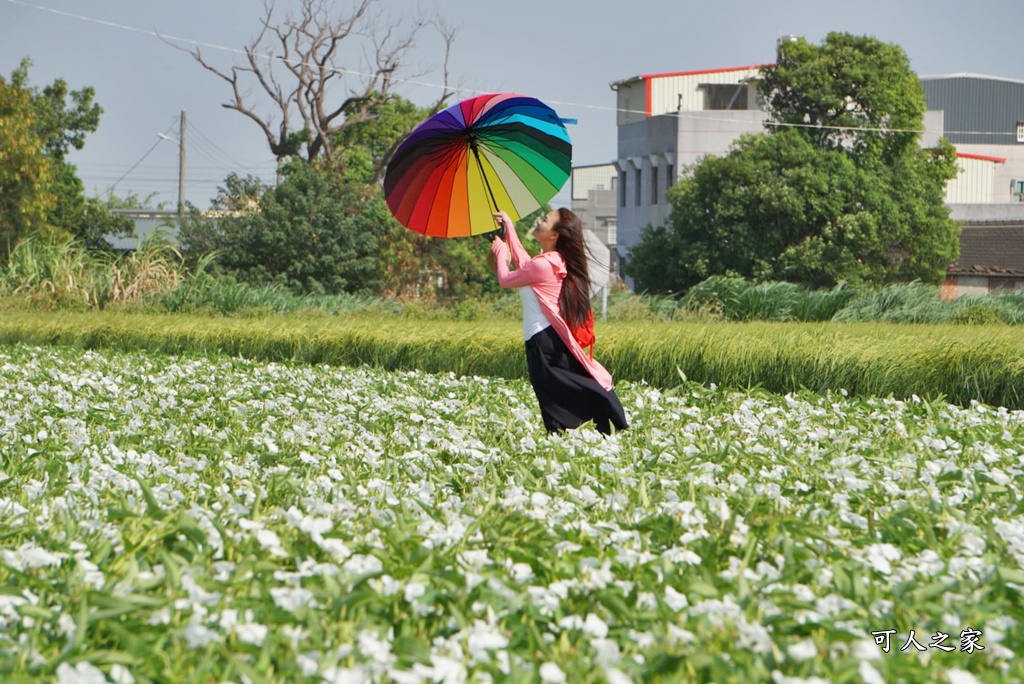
383,92,571,238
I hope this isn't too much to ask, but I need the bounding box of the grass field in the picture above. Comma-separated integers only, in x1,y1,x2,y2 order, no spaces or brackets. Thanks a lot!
2,343,1022,683
1,311,1023,410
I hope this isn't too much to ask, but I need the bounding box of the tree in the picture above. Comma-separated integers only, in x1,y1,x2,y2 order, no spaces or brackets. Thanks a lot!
625,33,959,293
179,164,388,294
11,58,102,163
5,59,132,251
181,0,455,177
760,33,926,162
0,73,53,261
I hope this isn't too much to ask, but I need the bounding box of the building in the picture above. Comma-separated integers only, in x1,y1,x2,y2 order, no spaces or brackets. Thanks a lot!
105,210,181,250
609,65,767,259
609,61,1024,293
922,73,1024,203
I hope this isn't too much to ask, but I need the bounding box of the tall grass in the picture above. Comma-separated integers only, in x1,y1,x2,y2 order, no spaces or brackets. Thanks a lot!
0,237,184,308
2,312,1023,409
5,243,1024,326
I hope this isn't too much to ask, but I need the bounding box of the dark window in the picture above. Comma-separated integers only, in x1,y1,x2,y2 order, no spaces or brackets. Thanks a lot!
620,171,627,207
667,164,674,192
635,169,642,206
651,167,659,204
701,83,749,110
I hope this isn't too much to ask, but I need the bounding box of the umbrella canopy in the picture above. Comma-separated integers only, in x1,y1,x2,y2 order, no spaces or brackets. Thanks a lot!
383,93,571,237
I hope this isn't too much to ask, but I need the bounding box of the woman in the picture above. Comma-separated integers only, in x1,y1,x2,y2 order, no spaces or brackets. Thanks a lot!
488,208,628,435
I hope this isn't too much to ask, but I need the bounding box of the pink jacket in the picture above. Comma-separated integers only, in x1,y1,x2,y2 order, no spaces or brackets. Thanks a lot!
491,225,614,391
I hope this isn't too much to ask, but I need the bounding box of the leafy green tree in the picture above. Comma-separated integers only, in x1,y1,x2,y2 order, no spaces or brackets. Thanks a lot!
760,33,926,161
179,165,387,294
6,59,131,250
0,73,53,262
11,58,101,162
625,33,959,293
332,94,428,185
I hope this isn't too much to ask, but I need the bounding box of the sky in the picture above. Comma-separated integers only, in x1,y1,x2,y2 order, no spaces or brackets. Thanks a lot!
1,0,1018,211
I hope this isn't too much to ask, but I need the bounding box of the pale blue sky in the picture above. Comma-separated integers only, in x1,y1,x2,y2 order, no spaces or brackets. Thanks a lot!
1,0,1016,209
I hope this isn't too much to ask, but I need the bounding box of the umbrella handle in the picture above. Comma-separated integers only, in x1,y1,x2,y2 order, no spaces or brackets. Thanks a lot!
486,223,506,241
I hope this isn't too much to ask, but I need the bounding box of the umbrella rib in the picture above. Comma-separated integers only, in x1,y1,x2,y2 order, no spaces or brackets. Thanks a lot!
470,141,501,214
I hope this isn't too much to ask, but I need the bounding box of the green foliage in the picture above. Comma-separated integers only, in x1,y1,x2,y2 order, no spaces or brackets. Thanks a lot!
760,33,925,161
0,72,54,260
0,236,184,308
45,161,134,249
1,59,124,256
179,166,388,295
627,32,960,294
332,94,428,183
11,57,102,162
3,312,1024,410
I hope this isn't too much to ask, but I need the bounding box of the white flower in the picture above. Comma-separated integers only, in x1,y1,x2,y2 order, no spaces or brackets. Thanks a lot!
583,614,609,638
946,670,981,684
1,542,67,571
591,638,621,666
181,618,222,649
539,662,566,683
664,586,689,612
404,581,427,603
858,661,884,684
786,640,817,661
255,529,286,556
235,622,268,645
110,664,135,684
270,586,315,612
56,662,108,684
863,543,901,575
507,562,535,583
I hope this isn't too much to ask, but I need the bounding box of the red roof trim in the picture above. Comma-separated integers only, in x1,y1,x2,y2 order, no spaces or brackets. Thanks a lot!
640,64,768,80
957,152,1007,164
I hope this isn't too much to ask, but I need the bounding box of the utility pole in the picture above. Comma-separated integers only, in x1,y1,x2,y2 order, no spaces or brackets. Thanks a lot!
178,110,187,215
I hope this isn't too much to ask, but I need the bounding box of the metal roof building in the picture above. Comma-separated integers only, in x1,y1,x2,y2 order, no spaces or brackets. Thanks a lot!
609,64,1024,286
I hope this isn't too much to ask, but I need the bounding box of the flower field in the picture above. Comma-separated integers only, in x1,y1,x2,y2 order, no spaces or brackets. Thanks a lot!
1,343,1022,683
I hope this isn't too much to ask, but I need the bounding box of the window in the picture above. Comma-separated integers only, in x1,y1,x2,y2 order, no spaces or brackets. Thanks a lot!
1017,121,1024,143
619,171,627,207
651,167,659,204
701,83,749,110
667,164,674,192
635,169,642,206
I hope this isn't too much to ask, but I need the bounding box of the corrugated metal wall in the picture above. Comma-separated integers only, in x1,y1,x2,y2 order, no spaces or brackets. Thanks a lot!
945,157,997,203
922,76,1024,145
649,67,761,116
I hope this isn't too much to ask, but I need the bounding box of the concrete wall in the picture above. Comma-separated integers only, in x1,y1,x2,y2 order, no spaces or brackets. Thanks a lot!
948,204,1024,222
105,211,180,250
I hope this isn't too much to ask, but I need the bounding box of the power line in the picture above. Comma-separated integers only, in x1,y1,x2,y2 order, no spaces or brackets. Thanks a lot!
9,0,1019,140
104,123,177,196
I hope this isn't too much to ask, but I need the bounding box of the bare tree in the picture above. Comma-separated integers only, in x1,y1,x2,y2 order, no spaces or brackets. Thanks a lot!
178,0,455,175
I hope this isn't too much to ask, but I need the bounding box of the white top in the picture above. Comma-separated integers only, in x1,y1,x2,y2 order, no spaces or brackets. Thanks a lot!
520,286,551,341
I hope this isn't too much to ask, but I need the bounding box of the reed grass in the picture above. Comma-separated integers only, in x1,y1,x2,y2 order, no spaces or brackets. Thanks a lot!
0,237,184,308
2,311,1022,409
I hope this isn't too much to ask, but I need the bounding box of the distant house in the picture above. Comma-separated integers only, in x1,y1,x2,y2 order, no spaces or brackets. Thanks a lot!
942,217,1024,299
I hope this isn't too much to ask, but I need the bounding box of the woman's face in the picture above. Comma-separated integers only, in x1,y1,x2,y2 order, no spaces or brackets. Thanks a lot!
533,210,559,247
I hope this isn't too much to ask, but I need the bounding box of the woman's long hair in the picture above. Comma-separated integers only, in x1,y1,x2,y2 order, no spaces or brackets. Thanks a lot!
552,208,593,328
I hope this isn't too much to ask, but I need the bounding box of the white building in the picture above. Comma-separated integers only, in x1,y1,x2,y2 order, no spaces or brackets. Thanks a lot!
608,63,1024,289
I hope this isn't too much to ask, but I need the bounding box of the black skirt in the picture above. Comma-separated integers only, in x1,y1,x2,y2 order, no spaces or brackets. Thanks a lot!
525,326,629,435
